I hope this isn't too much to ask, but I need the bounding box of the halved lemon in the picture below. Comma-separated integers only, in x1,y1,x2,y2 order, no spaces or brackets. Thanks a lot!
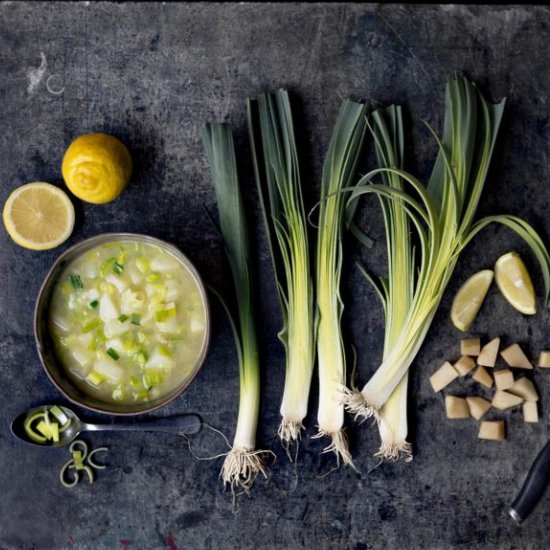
494,251,536,315
2,182,75,250
450,269,494,332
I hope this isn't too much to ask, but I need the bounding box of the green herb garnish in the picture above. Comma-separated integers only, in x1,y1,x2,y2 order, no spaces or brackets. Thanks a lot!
118,314,129,323
130,313,141,326
69,274,83,290
89,300,99,309
106,348,119,360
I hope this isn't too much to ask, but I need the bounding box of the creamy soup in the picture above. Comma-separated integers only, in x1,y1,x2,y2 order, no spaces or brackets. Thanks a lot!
49,240,207,405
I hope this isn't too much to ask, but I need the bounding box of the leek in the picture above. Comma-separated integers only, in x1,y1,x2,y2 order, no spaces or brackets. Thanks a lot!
202,122,270,490
247,90,315,445
356,105,413,461
345,76,550,452
314,100,367,466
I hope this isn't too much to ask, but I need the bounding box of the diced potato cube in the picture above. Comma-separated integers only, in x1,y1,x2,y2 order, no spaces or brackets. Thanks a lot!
454,355,476,376
478,420,505,441
472,366,493,389
104,319,128,338
509,377,539,402
523,402,539,423
493,369,514,390
94,357,124,384
430,362,459,392
150,255,178,273
72,348,94,368
461,338,481,356
538,351,550,368
501,343,532,369
478,337,500,367
492,390,524,410
99,294,120,322
146,346,175,370
105,273,128,294
466,396,491,420
445,396,470,419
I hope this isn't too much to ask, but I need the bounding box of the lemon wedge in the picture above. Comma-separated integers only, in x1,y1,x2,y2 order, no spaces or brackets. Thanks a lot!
62,133,132,204
2,182,75,250
450,269,494,332
494,251,536,315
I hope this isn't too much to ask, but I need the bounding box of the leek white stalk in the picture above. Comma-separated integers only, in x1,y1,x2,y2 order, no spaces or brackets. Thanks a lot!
247,90,315,445
315,100,367,466
202,123,269,490
345,76,550,434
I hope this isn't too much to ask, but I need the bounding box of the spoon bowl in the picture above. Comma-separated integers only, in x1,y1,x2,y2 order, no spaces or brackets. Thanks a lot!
11,405,202,447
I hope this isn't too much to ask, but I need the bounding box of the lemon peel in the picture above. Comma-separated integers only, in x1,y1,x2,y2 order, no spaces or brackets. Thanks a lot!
62,133,132,204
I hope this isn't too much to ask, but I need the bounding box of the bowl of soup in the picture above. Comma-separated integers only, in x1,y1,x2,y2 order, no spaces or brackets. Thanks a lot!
35,233,210,415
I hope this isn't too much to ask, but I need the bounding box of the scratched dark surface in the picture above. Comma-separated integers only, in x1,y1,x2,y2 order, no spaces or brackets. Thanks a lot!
1,2,550,549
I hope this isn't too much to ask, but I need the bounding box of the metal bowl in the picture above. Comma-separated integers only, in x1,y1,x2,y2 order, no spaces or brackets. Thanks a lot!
34,233,210,416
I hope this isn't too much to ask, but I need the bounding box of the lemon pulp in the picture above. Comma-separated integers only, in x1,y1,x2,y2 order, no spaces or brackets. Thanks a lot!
2,182,75,250
494,251,536,315
450,269,494,332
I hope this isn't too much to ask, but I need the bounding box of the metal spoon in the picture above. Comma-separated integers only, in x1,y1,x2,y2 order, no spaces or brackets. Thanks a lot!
11,405,202,447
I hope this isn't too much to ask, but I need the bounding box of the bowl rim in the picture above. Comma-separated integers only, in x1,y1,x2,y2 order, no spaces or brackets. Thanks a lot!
34,232,211,416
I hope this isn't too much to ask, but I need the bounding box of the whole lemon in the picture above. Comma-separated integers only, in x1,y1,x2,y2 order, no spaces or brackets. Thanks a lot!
62,133,132,204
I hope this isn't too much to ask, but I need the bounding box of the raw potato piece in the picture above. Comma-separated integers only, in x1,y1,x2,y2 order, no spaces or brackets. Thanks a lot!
523,402,539,423
461,338,481,356
500,343,533,369
466,397,492,420
493,369,514,390
509,378,539,402
454,355,476,376
445,396,470,419
478,337,500,367
478,420,506,441
430,362,459,392
492,390,524,410
472,366,494,389
538,351,550,368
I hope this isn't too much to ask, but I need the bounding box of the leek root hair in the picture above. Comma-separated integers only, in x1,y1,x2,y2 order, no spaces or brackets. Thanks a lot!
220,447,274,492
342,387,379,423
374,440,412,463
313,428,356,471
278,418,304,447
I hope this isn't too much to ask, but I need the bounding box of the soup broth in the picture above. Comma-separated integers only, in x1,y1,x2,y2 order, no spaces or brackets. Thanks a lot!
49,240,207,405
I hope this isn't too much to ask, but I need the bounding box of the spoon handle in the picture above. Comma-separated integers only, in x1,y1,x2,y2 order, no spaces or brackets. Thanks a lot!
82,414,202,436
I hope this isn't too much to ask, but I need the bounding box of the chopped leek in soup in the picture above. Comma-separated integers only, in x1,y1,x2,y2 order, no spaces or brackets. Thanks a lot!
49,240,207,404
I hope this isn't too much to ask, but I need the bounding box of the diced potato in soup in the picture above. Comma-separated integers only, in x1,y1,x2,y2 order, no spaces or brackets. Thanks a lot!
49,240,207,405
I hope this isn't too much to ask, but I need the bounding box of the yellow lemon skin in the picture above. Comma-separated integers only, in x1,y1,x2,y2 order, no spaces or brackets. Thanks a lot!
61,133,132,204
